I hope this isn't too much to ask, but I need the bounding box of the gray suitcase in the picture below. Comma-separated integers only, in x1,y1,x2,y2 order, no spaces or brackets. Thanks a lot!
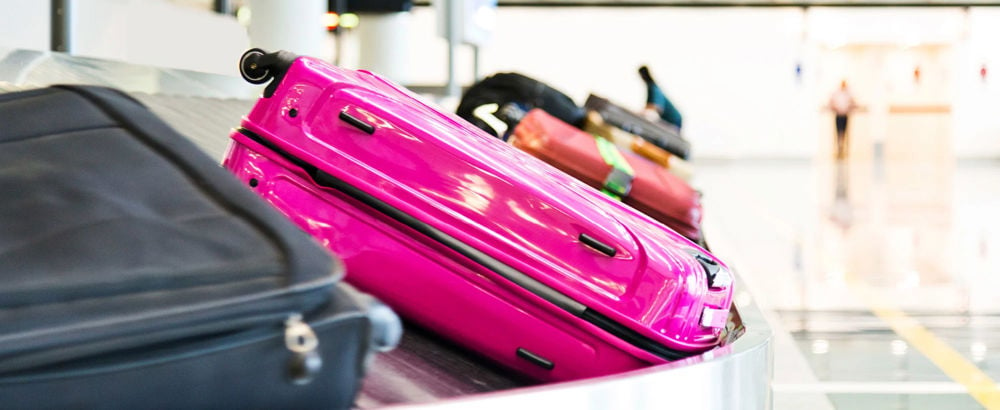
0,86,400,409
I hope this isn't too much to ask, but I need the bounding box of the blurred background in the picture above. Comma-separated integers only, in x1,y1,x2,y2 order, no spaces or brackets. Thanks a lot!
4,1,1000,409
3,0,999,160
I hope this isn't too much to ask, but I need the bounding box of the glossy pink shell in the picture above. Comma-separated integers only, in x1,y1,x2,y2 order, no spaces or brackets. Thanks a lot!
222,57,734,382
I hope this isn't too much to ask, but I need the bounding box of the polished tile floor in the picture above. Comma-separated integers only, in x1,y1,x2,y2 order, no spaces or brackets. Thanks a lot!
696,153,1000,409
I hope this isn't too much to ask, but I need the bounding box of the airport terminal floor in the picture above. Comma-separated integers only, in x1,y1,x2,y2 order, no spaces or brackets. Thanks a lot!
698,148,1000,409
3,45,998,408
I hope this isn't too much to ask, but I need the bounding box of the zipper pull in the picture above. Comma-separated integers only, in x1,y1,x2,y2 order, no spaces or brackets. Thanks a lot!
285,314,322,385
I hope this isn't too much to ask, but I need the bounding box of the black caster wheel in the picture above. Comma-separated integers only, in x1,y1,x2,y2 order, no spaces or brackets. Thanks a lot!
240,48,271,84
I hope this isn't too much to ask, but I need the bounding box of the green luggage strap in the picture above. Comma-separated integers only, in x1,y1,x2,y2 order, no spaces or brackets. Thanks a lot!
594,136,635,200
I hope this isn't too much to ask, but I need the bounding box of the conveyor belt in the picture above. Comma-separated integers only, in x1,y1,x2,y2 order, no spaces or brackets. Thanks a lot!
0,49,255,99
0,83,530,406
0,82,250,159
130,93,255,159
0,49,772,409
357,324,531,408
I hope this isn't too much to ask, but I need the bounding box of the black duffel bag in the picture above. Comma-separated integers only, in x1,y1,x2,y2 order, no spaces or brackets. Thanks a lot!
457,72,584,139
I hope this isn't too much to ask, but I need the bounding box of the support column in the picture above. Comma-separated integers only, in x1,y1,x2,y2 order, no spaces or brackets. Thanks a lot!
50,0,72,53
445,0,460,98
356,12,412,84
213,0,232,15
246,0,328,60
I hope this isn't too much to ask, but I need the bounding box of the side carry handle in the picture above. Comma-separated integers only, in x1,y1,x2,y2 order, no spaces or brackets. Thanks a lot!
579,233,616,257
239,48,298,98
339,110,376,134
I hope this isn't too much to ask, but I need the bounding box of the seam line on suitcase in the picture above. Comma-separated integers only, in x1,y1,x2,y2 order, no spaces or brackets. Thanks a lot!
0,310,369,383
0,274,337,374
235,128,585,314
0,90,57,106
0,125,119,146
236,128,695,361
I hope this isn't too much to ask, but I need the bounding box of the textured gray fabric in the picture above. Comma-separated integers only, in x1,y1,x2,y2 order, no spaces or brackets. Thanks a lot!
0,86,337,363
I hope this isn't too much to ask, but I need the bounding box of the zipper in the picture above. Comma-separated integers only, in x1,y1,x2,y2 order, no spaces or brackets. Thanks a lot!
0,87,340,373
0,281,332,375
0,311,335,385
284,313,322,385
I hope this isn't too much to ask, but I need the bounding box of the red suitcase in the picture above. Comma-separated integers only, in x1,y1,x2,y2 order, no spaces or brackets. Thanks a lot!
511,109,704,244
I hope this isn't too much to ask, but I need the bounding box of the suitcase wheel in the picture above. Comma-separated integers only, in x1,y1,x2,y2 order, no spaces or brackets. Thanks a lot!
239,48,272,84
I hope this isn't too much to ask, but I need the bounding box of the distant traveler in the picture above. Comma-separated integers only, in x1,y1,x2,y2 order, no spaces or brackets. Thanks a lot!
639,66,683,129
828,80,857,159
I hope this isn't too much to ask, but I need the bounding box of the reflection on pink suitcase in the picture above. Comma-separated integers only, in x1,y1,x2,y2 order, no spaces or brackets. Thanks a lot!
223,49,735,382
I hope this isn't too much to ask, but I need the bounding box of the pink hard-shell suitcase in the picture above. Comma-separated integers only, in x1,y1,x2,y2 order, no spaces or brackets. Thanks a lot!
223,49,735,382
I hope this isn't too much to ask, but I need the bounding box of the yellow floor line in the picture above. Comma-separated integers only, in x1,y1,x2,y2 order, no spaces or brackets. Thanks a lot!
855,286,1000,409
710,167,1000,408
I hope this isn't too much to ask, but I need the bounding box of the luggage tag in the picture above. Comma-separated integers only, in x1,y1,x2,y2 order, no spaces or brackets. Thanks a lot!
594,137,635,200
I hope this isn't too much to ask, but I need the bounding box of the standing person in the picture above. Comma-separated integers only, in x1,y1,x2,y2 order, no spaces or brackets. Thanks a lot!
829,80,857,159
638,66,683,129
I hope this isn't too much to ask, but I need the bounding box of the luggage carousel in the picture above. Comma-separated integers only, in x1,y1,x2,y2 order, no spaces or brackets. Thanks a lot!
0,48,773,409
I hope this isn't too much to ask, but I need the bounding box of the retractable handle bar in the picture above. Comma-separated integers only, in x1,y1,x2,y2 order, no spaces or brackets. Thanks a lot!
238,48,298,98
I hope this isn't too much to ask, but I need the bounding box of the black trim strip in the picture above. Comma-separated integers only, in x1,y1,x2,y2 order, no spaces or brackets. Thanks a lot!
579,233,616,257
236,128,697,361
516,348,554,370
581,309,687,360
310,168,589,315
236,129,582,313
338,111,375,134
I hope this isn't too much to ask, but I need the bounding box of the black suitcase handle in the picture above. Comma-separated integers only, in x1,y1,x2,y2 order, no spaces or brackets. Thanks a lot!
239,48,298,98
